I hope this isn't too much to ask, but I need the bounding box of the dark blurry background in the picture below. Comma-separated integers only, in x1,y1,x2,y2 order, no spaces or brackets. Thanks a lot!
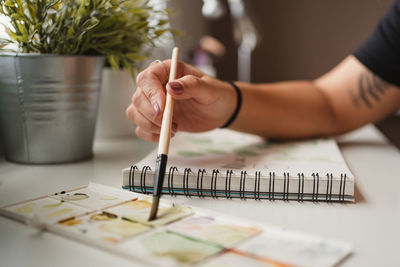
169,0,393,82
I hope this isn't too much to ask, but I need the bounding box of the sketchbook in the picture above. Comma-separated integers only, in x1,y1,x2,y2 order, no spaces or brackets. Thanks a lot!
0,183,351,267
122,129,354,202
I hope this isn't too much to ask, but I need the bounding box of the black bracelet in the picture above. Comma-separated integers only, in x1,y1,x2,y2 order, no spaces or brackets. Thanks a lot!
221,81,242,128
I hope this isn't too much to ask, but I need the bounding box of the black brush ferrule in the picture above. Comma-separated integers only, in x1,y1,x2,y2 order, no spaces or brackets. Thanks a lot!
153,154,168,196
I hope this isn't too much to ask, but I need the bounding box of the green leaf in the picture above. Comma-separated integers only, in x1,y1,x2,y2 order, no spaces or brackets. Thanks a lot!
126,53,147,61
0,0,177,76
107,54,120,69
4,0,14,7
0,38,13,49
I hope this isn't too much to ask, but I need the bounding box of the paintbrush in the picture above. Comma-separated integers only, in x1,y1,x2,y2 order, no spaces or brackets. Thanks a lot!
148,47,180,221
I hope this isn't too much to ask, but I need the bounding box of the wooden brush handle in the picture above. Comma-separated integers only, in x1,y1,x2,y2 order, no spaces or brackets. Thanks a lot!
158,47,179,155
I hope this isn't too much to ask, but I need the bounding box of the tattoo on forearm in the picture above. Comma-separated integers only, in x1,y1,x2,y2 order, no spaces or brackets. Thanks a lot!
350,72,390,108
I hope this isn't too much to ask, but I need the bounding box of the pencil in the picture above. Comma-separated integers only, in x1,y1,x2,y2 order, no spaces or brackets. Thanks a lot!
148,47,180,221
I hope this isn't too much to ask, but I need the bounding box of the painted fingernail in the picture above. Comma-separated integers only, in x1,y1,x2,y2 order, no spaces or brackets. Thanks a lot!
168,81,183,94
153,103,160,116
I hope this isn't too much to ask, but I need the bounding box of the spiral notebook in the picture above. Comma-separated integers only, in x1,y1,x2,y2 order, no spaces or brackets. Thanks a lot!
122,129,354,202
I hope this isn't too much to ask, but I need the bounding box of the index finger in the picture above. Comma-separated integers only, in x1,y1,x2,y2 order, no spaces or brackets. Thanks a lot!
136,61,170,113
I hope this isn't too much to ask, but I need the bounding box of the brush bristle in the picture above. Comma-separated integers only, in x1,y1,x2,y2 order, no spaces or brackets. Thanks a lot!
148,196,160,221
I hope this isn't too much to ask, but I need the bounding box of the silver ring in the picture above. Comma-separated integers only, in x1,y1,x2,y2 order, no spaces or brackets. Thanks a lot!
153,59,169,75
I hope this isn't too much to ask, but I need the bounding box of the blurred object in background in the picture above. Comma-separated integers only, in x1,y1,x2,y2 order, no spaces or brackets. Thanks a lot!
139,0,176,65
168,0,208,63
0,139,3,157
201,0,259,82
227,0,259,82
202,0,226,19
95,68,135,139
200,35,226,57
192,35,226,77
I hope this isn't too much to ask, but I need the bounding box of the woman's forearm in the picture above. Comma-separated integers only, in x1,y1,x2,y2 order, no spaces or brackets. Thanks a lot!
230,80,338,138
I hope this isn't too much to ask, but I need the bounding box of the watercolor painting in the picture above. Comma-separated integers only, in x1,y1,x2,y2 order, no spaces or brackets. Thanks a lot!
177,151,206,157
187,136,214,144
56,211,151,244
167,215,261,247
199,249,293,267
49,184,136,210
105,199,193,226
237,231,352,267
165,129,348,178
139,230,223,265
5,197,90,224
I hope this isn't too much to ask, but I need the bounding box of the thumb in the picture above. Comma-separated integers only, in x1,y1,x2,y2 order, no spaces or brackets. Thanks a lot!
166,75,213,103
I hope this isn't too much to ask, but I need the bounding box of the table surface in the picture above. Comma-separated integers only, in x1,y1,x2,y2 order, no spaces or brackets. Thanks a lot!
0,124,399,267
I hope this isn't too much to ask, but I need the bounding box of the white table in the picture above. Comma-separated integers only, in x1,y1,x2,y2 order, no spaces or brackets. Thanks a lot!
0,125,399,267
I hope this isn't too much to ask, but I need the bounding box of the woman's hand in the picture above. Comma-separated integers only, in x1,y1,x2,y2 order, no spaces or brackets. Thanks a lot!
126,60,236,142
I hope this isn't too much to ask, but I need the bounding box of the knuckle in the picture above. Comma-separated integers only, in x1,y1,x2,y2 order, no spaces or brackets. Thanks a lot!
149,122,160,133
136,129,147,141
126,108,137,123
131,91,141,106
135,127,142,137
187,75,201,86
153,116,162,126
142,118,158,133
125,105,132,119
136,116,154,132
136,70,154,86
136,71,146,85
147,87,160,103
136,127,158,143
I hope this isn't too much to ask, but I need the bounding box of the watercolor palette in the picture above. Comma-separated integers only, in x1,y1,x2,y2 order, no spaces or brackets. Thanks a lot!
105,199,193,226
3,196,90,225
49,183,136,210
236,230,352,267
199,249,293,267
53,211,152,244
166,214,261,247
134,230,224,265
0,183,351,267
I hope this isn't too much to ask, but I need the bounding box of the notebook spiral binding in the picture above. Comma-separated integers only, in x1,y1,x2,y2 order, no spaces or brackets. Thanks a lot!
127,165,349,202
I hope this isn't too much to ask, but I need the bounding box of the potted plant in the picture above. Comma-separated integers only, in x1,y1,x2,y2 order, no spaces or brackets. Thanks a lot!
0,0,171,164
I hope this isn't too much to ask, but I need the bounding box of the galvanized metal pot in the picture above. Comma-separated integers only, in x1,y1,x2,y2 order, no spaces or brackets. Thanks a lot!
0,54,105,164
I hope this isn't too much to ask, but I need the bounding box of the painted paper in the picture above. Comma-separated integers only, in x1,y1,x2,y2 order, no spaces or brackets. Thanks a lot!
138,230,223,264
106,199,193,226
199,249,293,267
5,197,89,224
50,183,136,210
55,211,151,244
167,214,261,247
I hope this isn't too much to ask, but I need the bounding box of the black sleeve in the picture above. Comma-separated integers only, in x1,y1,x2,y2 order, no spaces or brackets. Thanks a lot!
354,0,400,87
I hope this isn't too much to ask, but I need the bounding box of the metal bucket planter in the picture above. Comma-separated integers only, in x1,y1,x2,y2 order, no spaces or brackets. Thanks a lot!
0,54,105,164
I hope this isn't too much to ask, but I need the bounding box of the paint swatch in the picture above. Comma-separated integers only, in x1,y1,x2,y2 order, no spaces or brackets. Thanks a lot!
55,211,151,244
167,214,261,247
199,249,292,267
5,197,89,224
139,230,223,264
105,199,193,226
237,230,352,267
50,183,136,210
